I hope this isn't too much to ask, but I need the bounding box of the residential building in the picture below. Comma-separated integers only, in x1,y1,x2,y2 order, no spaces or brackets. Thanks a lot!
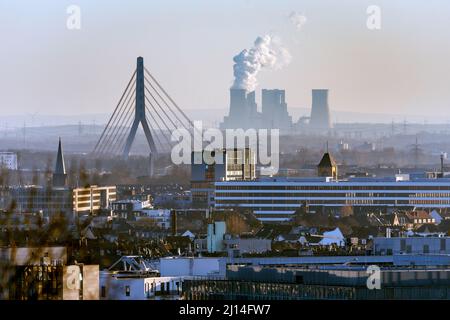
111,199,152,219
0,152,17,170
72,185,117,215
136,209,172,230
392,210,436,229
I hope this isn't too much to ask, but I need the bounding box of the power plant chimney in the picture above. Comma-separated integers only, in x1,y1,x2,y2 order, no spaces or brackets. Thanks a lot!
309,89,332,131
171,209,177,236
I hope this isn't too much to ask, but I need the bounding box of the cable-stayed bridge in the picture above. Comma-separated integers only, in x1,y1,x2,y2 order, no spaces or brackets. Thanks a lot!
92,57,195,159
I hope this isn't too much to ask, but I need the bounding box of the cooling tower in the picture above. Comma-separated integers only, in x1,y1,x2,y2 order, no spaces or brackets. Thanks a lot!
229,88,248,114
309,89,332,130
221,88,259,129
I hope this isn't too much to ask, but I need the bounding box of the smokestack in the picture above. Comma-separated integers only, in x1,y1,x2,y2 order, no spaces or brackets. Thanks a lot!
171,209,177,236
309,89,332,130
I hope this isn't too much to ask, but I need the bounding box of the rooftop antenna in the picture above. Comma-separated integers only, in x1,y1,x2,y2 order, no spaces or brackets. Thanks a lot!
411,135,422,169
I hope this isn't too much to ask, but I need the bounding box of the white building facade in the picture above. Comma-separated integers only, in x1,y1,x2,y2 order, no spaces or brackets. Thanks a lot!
215,177,450,222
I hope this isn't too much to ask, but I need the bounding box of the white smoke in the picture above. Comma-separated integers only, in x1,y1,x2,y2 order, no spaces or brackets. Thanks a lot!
231,35,291,92
288,11,307,30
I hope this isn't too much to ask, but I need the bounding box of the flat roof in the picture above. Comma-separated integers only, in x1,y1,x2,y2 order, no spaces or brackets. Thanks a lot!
216,177,450,185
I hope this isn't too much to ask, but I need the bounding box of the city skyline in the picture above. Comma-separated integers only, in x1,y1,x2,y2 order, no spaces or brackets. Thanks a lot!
1,0,450,120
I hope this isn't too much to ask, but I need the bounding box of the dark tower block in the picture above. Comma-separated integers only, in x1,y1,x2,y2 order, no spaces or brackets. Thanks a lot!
310,89,332,131
53,138,67,188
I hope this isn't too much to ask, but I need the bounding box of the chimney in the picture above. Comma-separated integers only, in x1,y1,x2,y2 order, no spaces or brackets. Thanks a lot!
171,209,177,236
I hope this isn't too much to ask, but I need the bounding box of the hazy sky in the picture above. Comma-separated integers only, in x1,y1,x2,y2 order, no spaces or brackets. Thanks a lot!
1,0,450,120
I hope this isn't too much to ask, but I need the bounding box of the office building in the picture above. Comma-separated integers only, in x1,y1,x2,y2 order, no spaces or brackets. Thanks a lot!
214,175,450,222
261,89,292,129
72,185,117,215
183,264,450,300
191,148,256,207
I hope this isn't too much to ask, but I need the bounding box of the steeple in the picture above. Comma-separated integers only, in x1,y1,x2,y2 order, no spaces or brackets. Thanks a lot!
317,150,338,180
53,137,67,187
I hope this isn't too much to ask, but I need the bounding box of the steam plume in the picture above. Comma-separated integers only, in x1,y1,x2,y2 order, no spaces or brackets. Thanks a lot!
288,11,307,30
231,35,291,92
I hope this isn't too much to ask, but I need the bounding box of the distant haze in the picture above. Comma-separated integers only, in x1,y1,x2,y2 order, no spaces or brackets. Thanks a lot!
1,0,450,122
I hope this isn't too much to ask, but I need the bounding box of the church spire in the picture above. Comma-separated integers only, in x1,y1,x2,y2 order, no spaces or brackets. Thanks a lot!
53,137,67,187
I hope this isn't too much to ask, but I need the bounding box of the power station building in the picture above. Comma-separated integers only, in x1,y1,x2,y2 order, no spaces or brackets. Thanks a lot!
221,88,292,131
261,89,292,129
221,88,332,134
